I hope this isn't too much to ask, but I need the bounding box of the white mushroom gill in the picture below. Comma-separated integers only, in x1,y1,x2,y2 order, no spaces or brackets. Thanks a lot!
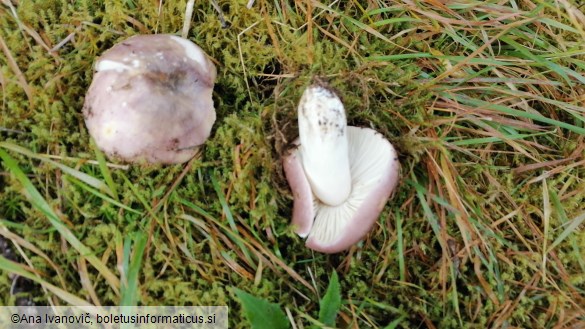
297,84,352,207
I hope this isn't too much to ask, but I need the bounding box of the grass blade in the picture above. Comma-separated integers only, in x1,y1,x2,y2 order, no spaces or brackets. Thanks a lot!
395,210,406,282
547,211,585,253
444,93,585,135
318,271,341,327
0,142,113,197
0,149,120,295
210,171,254,266
0,255,92,306
234,288,289,329
91,138,119,201
120,232,147,306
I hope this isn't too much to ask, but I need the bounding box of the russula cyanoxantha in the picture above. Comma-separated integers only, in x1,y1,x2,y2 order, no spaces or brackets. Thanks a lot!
283,82,400,253
83,34,216,164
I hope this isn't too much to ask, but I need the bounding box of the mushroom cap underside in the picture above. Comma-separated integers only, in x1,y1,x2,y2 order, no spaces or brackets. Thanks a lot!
283,126,400,253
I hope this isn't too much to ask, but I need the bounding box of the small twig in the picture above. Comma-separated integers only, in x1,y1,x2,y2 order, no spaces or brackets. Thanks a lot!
0,35,33,104
155,0,163,34
182,0,195,38
81,21,125,36
47,155,130,170
0,127,26,134
237,21,261,100
210,0,229,28
50,25,82,53
297,0,340,30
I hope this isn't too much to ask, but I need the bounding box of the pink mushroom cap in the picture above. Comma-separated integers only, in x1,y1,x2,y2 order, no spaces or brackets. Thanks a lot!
83,34,217,164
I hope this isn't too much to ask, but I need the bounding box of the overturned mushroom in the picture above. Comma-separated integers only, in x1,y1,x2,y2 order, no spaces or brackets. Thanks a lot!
283,83,400,253
83,34,216,164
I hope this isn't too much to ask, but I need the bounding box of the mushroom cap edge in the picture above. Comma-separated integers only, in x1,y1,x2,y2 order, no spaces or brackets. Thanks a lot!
283,126,401,253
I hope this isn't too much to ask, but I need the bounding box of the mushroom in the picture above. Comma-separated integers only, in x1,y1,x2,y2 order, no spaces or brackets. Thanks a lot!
83,34,216,164
283,83,400,253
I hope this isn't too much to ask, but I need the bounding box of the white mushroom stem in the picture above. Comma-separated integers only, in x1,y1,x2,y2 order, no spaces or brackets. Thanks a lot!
297,84,351,207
